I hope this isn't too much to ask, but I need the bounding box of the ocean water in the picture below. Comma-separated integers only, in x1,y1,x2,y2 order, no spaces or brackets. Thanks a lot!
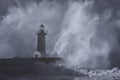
0,62,119,80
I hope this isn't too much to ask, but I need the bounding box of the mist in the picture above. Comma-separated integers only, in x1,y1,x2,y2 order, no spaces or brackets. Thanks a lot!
0,0,66,58
54,1,110,68
0,0,120,69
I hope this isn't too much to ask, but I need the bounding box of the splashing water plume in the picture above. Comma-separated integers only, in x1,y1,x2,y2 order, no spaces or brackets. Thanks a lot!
54,1,110,69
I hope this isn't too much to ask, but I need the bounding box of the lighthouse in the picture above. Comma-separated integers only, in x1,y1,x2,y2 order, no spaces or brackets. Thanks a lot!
37,23,47,57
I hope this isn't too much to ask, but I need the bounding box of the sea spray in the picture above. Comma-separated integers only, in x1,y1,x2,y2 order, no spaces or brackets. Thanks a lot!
54,1,110,68
0,1,65,57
